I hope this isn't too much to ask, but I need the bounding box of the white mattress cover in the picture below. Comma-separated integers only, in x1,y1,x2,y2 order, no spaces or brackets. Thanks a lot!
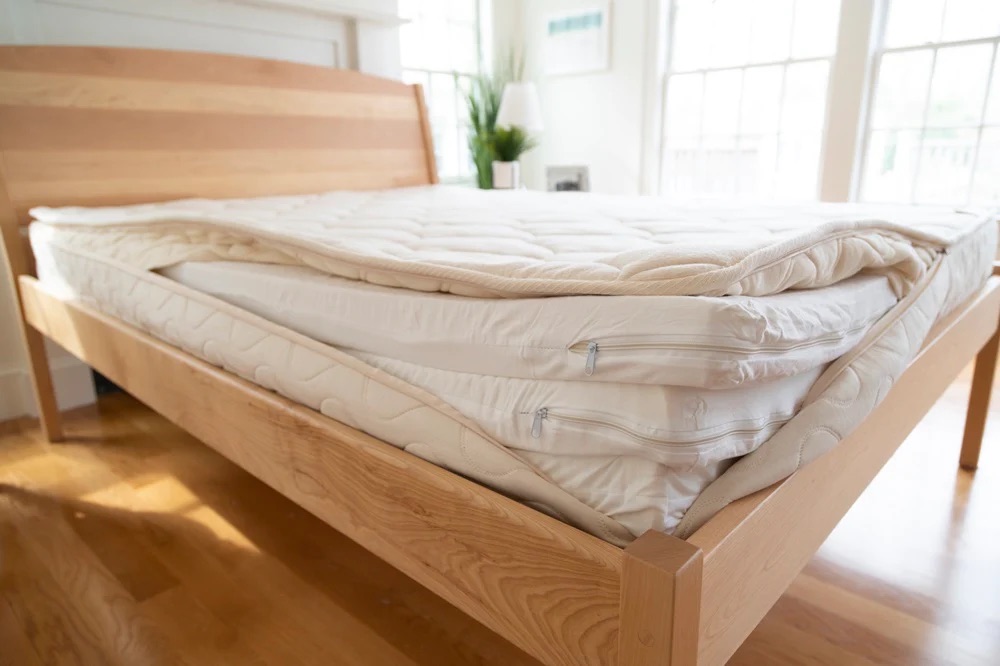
30,186,991,298
33,233,832,536
30,237,634,545
27,188,999,541
160,261,900,388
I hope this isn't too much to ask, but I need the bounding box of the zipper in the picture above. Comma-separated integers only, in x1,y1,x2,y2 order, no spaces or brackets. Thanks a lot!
569,322,875,376
531,407,548,438
529,407,788,446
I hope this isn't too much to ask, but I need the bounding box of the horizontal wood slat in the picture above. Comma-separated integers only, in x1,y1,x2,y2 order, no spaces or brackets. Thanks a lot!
0,71,419,119
0,107,425,152
19,276,625,666
0,45,435,227
7,171,429,220
0,46,412,95
4,149,427,182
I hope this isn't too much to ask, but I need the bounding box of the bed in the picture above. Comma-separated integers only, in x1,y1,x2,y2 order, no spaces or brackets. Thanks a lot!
2,46,998,666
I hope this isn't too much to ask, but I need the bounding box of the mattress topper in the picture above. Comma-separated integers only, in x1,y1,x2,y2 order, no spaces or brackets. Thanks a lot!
29,185,994,298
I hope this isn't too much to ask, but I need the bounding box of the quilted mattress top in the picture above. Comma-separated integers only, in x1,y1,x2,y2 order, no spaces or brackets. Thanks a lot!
29,186,995,298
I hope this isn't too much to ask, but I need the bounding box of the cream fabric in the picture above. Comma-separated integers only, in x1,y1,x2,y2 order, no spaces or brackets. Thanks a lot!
161,261,899,388
30,186,989,298
28,187,998,541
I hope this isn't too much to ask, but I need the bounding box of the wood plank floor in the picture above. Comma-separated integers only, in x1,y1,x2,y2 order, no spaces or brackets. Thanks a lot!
1,364,997,665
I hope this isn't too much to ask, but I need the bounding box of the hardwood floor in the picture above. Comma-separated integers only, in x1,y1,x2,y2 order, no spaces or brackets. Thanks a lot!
0,365,997,665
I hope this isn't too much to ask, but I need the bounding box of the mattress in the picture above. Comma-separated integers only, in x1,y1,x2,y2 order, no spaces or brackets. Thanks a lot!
28,187,999,542
158,261,898,388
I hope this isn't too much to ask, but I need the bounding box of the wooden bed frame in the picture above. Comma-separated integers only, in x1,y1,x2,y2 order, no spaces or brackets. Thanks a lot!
2,46,998,666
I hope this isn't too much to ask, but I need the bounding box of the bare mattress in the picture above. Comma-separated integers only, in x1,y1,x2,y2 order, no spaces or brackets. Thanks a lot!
29,186,998,545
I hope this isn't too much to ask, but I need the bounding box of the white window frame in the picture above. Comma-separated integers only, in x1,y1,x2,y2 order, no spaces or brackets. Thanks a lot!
400,0,489,184
642,0,998,204
853,4,1000,204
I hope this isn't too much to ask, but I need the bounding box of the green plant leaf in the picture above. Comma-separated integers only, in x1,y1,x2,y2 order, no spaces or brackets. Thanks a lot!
462,47,526,188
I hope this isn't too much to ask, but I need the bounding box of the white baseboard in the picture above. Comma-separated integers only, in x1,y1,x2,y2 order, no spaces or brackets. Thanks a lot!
0,356,97,421
0,366,28,421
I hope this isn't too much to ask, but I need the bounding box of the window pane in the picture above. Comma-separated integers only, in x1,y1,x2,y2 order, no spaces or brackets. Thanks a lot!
698,136,740,195
862,129,921,202
913,128,977,203
661,0,834,200
664,73,704,138
748,0,793,63
780,60,829,134
871,50,934,130
450,24,479,73
702,69,743,135
706,1,752,69
661,137,701,195
941,0,1000,42
739,134,779,197
448,0,477,24
971,127,1000,203
926,44,992,128
671,1,713,71
982,48,1000,126
884,0,945,48
740,66,783,134
774,132,821,198
791,0,840,59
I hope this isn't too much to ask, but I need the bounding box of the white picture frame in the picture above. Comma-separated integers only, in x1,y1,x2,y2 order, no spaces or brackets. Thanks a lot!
543,2,610,76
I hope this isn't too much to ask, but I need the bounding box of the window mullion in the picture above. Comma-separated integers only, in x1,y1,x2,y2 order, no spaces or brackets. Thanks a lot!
819,0,880,202
963,41,999,205
908,45,939,203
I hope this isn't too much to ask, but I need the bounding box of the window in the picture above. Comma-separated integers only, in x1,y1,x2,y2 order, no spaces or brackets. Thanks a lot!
860,0,1000,205
659,0,841,199
399,0,485,182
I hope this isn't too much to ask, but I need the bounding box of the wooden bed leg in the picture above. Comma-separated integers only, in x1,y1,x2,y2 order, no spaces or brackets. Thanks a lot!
21,322,63,442
960,320,999,470
619,531,702,666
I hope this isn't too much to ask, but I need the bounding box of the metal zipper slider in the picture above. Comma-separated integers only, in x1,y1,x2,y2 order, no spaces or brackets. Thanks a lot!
584,341,599,376
531,407,548,438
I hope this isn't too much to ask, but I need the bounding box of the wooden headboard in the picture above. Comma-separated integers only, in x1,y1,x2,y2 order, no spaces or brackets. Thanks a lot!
0,45,438,277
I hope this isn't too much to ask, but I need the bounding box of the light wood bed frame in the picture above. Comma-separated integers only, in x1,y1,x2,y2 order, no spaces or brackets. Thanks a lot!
1,46,998,666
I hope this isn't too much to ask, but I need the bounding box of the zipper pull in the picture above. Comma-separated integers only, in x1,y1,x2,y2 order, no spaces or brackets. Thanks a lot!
585,341,599,376
531,408,548,438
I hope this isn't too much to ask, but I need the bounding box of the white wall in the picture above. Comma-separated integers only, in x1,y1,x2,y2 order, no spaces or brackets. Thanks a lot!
0,0,402,420
493,0,656,195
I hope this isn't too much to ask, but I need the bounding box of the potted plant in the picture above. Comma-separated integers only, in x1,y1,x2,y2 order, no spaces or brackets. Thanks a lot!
464,52,523,189
490,126,537,189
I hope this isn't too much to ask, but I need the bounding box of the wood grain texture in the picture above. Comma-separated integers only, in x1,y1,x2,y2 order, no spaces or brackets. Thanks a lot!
0,166,61,441
688,277,1000,666
962,316,999,469
0,45,432,227
0,44,434,442
2,361,996,664
18,277,624,666
619,532,702,666
413,84,439,185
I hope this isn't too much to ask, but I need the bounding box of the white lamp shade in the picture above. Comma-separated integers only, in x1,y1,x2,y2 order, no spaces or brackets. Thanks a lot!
496,82,544,132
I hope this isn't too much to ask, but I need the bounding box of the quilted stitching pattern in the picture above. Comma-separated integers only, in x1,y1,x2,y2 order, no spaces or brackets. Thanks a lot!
31,186,992,297
33,240,634,546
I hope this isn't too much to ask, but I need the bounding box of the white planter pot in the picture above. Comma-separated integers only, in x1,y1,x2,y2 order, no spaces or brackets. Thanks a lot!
492,160,520,189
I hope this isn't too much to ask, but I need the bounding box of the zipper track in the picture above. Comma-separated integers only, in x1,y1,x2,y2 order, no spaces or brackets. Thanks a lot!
531,408,788,447
569,319,879,375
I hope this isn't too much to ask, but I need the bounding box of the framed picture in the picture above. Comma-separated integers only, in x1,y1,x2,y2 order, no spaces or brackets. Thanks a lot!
543,2,610,76
546,166,590,192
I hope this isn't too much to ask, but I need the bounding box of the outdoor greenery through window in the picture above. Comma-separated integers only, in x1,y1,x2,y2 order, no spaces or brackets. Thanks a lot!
399,0,484,182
